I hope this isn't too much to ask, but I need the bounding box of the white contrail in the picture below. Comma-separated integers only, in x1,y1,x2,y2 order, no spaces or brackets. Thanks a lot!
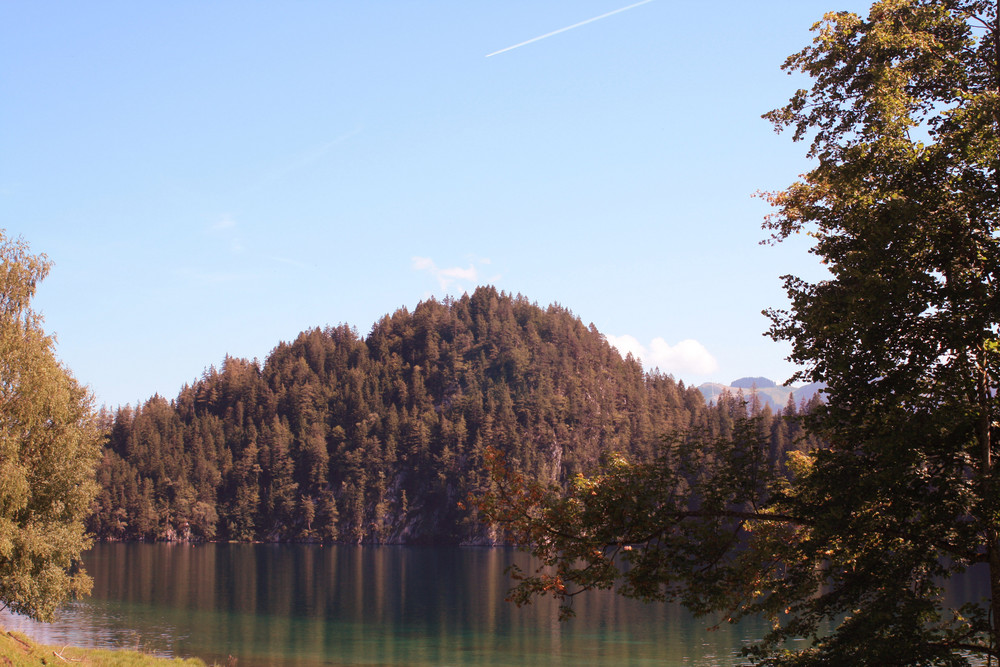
486,0,654,58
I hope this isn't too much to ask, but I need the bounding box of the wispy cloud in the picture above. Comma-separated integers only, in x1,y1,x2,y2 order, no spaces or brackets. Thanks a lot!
211,216,237,232
412,256,495,294
486,0,654,57
205,218,314,272
606,334,719,377
208,215,244,253
266,128,363,182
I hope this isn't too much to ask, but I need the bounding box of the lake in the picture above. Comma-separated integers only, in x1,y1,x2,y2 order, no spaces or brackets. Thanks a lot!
0,543,780,666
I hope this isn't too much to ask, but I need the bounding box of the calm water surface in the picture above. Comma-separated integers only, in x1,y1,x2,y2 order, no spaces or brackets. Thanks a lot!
2,543,777,666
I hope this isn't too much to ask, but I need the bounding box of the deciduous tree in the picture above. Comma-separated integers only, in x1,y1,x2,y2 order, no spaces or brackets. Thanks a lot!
0,232,101,621
761,0,1000,662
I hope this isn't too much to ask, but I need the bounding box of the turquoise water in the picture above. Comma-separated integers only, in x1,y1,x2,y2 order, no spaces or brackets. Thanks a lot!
2,542,767,666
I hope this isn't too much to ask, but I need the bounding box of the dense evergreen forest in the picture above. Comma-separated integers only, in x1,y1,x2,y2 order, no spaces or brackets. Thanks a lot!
88,287,820,544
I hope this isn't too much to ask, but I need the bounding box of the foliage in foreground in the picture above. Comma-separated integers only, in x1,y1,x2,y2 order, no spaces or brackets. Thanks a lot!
0,233,101,621
478,416,793,623
481,1,1000,665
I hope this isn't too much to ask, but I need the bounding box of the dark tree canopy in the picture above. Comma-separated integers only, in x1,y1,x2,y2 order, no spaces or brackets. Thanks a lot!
480,2,1000,665
759,0,1000,662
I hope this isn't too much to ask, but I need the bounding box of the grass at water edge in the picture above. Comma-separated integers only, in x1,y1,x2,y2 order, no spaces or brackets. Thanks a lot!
0,626,213,666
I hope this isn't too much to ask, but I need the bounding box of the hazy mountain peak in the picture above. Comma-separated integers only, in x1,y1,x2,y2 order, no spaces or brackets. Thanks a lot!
731,376,777,389
697,378,826,411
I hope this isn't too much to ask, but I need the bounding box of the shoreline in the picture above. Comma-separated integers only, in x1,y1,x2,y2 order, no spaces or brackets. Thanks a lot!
0,626,211,666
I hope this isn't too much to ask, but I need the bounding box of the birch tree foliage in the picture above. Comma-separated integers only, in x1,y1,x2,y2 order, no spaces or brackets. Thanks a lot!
0,232,100,621
480,2,1000,665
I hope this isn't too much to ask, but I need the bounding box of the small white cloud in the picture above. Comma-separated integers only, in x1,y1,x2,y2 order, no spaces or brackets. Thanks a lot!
605,334,645,361
607,335,719,377
412,256,493,294
649,337,718,375
440,265,477,281
412,256,435,272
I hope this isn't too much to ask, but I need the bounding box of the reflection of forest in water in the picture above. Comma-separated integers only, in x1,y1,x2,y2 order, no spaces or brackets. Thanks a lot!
5,543,987,666
3,542,773,667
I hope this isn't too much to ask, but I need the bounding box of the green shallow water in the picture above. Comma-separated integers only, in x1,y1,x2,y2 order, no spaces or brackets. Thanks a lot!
3,542,768,666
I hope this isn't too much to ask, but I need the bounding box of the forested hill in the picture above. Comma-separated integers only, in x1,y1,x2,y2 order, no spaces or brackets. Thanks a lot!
89,286,817,545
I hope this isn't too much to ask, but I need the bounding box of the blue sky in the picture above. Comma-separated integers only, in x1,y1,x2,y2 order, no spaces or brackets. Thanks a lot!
2,1,870,409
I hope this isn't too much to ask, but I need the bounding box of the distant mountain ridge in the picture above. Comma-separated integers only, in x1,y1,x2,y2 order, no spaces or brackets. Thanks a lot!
698,377,826,411
731,376,776,389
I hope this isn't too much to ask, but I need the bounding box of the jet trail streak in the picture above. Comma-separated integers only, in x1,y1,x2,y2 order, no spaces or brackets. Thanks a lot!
486,0,654,58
